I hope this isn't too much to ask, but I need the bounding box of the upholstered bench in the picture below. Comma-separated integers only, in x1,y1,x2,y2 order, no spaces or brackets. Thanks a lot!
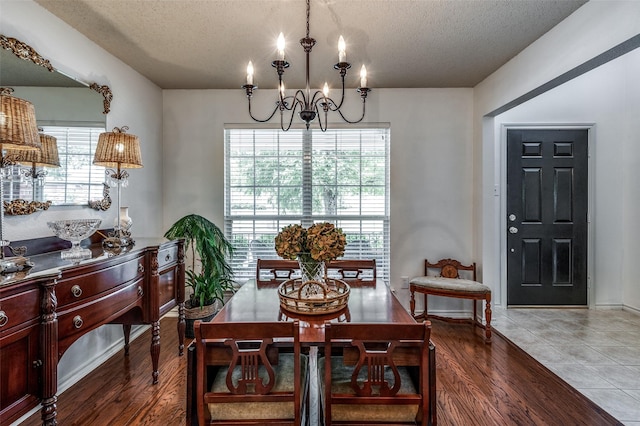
409,258,491,343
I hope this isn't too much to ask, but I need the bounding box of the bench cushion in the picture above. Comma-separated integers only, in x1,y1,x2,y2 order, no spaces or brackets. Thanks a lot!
410,276,490,294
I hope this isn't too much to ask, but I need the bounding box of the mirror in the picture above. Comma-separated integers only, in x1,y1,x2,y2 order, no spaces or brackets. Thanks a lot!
0,34,112,214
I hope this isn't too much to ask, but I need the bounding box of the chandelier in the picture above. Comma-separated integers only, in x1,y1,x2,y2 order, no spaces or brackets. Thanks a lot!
242,0,370,132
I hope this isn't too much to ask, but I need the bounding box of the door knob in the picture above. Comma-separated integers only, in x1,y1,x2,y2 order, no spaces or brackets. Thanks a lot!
509,226,518,234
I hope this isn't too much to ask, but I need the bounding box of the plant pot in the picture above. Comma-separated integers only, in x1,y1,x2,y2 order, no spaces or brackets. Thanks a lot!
185,301,219,339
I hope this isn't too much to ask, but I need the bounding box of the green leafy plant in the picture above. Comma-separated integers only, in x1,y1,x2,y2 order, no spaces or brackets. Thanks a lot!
164,214,235,309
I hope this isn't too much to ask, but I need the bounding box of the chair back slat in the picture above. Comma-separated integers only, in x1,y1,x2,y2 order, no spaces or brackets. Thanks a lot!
225,338,274,394
256,259,300,286
326,259,377,284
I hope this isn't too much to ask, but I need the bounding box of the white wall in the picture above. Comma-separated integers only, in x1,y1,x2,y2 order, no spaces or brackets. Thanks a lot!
473,0,640,309
1,1,164,415
162,88,475,314
495,48,640,311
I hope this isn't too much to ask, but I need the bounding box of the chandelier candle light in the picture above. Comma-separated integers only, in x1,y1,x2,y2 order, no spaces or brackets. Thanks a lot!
242,0,370,131
93,126,143,248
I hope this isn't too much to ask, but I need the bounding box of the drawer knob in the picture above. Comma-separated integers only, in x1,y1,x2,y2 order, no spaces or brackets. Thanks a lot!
138,263,144,273
138,286,144,296
165,253,171,261
73,315,84,329
0,310,8,327
71,285,83,298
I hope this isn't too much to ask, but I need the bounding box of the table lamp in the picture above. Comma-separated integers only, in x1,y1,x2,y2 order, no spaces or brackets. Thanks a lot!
0,87,41,272
93,126,143,248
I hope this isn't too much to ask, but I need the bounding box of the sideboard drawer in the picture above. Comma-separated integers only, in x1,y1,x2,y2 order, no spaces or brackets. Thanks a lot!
157,245,179,270
56,254,145,307
158,267,178,311
57,278,144,341
0,287,39,333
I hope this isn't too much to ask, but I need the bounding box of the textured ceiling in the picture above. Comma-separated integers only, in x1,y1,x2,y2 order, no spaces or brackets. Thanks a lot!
33,0,587,90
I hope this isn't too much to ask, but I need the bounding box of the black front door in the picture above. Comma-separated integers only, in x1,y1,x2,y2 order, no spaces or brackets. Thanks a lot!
506,129,588,305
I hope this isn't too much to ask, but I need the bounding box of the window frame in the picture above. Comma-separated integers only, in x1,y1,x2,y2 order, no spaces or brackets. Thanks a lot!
224,125,390,284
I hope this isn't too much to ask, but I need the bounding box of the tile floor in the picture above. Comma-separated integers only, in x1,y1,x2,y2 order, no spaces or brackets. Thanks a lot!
491,307,640,425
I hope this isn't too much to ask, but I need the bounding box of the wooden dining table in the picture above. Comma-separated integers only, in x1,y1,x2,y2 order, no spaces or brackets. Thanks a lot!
211,279,416,343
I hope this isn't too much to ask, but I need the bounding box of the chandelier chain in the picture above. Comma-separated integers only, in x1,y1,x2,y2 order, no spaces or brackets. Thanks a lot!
306,0,311,39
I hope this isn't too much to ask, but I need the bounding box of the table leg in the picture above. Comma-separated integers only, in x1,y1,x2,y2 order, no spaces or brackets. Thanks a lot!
309,345,319,426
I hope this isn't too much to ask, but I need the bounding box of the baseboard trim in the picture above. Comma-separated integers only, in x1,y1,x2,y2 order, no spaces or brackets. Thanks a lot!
414,309,476,320
593,303,625,310
623,304,640,315
164,306,179,318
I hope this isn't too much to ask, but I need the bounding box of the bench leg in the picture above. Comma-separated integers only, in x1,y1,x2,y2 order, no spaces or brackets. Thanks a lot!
423,294,429,321
410,288,416,317
473,300,478,330
484,296,492,343
410,288,428,321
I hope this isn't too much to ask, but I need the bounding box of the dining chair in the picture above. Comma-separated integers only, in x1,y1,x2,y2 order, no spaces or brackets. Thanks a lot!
194,320,308,425
325,259,376,285
255,258,300,286
409,258,492,343
320,322,435,426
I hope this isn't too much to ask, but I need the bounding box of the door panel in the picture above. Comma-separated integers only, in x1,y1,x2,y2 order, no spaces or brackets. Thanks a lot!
507,129,588,305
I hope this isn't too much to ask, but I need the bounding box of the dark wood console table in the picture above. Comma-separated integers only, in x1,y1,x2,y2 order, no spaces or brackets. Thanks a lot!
0,236,185,425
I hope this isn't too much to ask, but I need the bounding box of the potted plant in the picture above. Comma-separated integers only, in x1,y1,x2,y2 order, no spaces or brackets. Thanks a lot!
164,214,235,337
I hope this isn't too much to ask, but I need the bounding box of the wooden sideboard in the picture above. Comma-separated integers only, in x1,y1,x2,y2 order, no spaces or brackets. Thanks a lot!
0,236,185,426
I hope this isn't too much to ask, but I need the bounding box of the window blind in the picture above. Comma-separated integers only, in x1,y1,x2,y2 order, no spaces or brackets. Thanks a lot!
225,127,390,284
40,126,105,205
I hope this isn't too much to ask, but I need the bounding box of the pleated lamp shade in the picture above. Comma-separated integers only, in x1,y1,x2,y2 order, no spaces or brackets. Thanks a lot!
93,126,143,169
0,89,41,151
6,132,60,167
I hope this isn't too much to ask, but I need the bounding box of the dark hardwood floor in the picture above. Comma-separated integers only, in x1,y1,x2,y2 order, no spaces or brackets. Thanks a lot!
23,317,621,425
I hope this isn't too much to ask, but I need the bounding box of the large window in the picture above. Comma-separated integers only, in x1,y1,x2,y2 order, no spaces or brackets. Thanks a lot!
225,127,390,284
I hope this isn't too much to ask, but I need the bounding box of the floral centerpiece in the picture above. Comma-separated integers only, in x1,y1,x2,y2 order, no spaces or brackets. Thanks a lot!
275,222,346,282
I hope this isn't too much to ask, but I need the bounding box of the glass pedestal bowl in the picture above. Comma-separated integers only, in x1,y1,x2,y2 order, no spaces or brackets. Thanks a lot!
47,219,102,262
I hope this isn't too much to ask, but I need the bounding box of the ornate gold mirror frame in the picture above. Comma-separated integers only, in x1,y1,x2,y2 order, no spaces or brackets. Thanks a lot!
0,34,113,214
